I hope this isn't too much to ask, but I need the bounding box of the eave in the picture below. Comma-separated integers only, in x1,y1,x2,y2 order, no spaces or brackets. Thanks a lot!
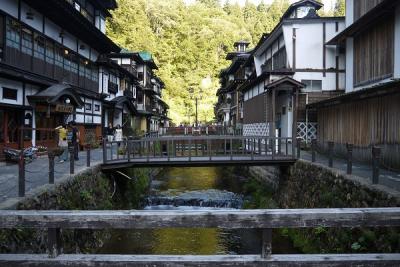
307,80,400,109
27,0,120,53
327,0,395,45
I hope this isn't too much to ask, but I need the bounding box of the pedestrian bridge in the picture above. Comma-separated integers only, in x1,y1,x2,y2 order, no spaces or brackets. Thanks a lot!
101,136,297,170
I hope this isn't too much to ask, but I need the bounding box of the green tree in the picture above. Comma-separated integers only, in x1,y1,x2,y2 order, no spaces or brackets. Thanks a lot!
107,0,293,124
333,0,345,17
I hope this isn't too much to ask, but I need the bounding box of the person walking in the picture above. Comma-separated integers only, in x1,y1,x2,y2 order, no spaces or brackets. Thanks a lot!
114,124,123,147
71,121,80,160
55,124,68,163
106,123,114,142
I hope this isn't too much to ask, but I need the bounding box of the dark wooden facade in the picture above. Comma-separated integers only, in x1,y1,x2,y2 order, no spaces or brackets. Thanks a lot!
312,84,400,169
3,16,99,92
354,0,385,20
243,93,266,124
353,15,394,87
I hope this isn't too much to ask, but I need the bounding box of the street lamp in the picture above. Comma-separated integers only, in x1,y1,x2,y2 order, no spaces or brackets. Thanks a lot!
189,87,201,127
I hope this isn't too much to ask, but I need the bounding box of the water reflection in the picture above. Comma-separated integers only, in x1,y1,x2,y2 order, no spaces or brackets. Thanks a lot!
99,167,294,255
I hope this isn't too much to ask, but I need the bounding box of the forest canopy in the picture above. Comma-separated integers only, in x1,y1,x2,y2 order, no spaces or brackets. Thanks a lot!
107,0,344,124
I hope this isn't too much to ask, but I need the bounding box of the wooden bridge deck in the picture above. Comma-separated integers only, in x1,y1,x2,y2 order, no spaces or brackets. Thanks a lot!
101,136,298,169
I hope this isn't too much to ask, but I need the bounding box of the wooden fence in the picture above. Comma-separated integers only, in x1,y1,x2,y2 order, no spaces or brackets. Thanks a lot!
0,208,400,266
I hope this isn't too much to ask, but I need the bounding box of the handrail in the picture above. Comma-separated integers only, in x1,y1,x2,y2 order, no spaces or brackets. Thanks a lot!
141,136,290,141
1,208,400,265
102,135,296,165
1,208,399,229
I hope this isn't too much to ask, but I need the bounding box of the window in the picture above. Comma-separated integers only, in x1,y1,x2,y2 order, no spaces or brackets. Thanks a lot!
33,34,45,60
55,46,63,67
6,18,20,49
85,103,92,111
64,56,71,72
302,80,322,91
70,55,78,74
94,104,100,111
84,64,91,80
21,28,33,55
45,40,54,64
91,66,98,82
272,47,287,70
79,59,86,77
2,88,18,100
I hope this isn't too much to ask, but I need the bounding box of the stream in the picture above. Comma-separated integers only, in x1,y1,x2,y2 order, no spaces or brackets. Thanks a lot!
98,167,297,255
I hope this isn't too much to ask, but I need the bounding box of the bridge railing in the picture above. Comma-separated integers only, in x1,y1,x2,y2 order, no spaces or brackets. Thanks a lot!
0,208,400,266
102,136,296,164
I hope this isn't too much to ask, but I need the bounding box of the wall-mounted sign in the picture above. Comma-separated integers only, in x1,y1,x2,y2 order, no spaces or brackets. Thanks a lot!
55,104,74,113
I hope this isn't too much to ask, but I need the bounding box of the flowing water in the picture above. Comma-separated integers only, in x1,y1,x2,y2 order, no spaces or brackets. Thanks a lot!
98,167,297,255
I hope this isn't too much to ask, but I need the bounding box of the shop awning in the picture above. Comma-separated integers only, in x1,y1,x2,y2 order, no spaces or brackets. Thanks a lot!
265,76,305,90
27,84,84,107
106,96,137,114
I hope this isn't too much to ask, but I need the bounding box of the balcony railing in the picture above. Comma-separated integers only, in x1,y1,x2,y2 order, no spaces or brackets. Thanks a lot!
121,65,138,78
108,81,118,94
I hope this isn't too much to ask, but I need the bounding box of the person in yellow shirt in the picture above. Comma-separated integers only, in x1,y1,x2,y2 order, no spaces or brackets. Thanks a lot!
55,124,68,162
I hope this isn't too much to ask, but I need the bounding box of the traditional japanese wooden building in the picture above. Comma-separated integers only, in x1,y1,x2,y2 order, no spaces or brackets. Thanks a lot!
238,0,345,143
0,0,120,152
215,41,251,133
97,54,138,136
309,0,400,169
110,50,169,135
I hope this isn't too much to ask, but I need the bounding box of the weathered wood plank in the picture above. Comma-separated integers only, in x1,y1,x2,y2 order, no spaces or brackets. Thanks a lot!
1,208,399,229
1,254,400,266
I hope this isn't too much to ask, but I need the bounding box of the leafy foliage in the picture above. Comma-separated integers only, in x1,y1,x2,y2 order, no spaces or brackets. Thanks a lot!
107,0,289,124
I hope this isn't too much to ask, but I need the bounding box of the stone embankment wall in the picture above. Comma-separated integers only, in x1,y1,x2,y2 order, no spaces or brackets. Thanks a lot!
0,167,157,253
249,161,400,253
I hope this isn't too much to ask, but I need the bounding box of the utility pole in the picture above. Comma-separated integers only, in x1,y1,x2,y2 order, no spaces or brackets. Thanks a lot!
195,97,198,127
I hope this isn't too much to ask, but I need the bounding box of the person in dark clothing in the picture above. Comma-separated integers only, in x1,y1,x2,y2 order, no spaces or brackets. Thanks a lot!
71,121,80,160
106,123,114,142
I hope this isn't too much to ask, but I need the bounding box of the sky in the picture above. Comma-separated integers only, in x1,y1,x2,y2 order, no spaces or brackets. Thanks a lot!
184,0,337,12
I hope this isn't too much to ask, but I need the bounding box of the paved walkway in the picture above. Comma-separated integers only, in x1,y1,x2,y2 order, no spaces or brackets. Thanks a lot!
299,149,400,192
0,149,103,208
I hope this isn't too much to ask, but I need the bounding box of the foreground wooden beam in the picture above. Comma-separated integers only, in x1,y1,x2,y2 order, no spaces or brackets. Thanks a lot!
1,254,400,266
1,208,400,229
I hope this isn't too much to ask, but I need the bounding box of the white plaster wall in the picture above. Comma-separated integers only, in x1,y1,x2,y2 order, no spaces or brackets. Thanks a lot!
93,116,101,124
24,84,39,106
282,25,294,68
293,72,339,91
63,31,77,52
345,38,354,93
394,4,400,79
77,40,90,59
90,49,99,62
122,58,130,65
0,0,18,18
339,72,345,90
20,2,43,32
253,56,263,77
296,24,323,69
44,19,63,43
275,92,292,138
75,114,84,124
346,0,354,27
0,78,23,105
